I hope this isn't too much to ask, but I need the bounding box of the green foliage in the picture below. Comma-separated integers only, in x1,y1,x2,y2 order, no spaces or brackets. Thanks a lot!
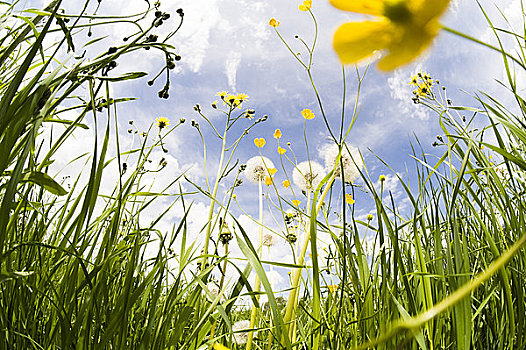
1,1,526,350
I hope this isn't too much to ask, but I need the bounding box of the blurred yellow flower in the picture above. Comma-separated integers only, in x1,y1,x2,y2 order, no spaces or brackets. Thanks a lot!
379,174,386,182
156,117,170,129
292,199,301,206
367,213,374,221
329,0,451,71
299,0,312,11
213,343,231,350
345,193,355,205
278,147,287,155
254,138,266,148
265,176,273,186
409,74,418,86
268,168,277,175
327,284,338,293
273,129,282,139
269,18,280,27
301,108,315,120
283,179,291,188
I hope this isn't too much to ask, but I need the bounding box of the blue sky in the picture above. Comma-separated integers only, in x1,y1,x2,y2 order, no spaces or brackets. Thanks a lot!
25,0,524,290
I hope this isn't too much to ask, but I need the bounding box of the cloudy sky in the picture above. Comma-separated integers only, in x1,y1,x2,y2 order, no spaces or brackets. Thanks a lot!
23,0,525,291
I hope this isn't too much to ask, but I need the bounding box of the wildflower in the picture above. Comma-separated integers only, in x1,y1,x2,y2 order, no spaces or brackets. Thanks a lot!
236,93,248,101
268,168,277,175
293,161,325,192
409,74,418,86
321,143,363,183
327,284,338,293
213,343,230,350
232,320,254,345
299,0,312,11
269,18,280,27
286,228,297,244
278,147,287,155
367,213,374,221
273,129,282,139
292,199,301,206
379,174,386,182
283,179,291,188
245,156,275,184
254,138,266,148
416,83,430,97
301,108,315,120
226,94,239,107
263,233,275,247
217,91,228,99
265,176,273,186
422,71,433,85
329,0,451,71
345,193,355,205
156,117,170,129
219,221,233,244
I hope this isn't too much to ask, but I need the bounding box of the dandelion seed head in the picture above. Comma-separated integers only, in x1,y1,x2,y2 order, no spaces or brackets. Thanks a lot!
245,156,275,184
263,233,275,247
292,161,325,191
321,143,363,183
232,320,254,345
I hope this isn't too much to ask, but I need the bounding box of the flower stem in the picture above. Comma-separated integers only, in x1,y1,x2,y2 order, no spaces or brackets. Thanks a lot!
246,178,264,350
282,173,337,345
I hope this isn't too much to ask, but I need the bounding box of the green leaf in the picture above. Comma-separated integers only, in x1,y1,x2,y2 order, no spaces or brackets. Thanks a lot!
21,171,68,196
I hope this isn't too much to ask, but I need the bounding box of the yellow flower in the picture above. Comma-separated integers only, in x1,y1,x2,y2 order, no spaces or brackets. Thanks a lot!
299,0,312,11
156,117,170,129
379,174,386,182
265,176,273,186
254,138,266,148
301,108,315,120
213,343,231,350
409,74,418,86
226,94,239,106
329,0,451,71
416,83,430,97
327,284,338,293
345,193,355,205
292,199,301,206
269,18,280,27
367,213,374,221
217,91,228,99
273,129,282,139
236,93,248,101
278,147,287,155
283,179,291,188
268,168,277,175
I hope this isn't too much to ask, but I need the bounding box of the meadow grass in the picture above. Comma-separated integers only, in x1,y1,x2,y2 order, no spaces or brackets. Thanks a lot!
1,1,526,349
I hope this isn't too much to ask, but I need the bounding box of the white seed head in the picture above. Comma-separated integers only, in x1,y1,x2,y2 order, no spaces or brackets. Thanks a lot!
245,156,275,184
263,233,275,247
321,143,363,183
292,161,325,191
232,320,254,344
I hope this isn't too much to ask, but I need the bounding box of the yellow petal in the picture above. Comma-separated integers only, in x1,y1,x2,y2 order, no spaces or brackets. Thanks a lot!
377,21,439,71
333,20,396,64
328,0,383,16
412,0,450,23
333,20,394,65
